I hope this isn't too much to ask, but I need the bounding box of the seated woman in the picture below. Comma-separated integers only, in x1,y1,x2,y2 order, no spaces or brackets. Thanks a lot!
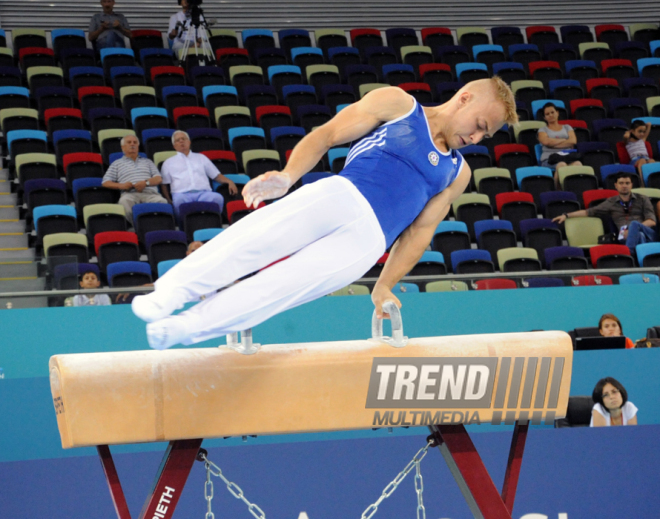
599,313,635,349
590,376,638,426
536,102,582,187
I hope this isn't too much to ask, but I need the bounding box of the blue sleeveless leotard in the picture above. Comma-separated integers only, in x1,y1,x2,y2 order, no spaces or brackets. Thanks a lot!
340,100,465,248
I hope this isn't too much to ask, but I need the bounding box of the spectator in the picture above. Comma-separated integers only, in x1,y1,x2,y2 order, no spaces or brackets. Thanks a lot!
65,270,112,307
552,172,657,252
624,120,655,177
102,135,168,223
88,0,132,50
598,313,635,349
168,0,210,54
590,377,638,426
537,102,582,187
161,130,237,218
187,240,203,255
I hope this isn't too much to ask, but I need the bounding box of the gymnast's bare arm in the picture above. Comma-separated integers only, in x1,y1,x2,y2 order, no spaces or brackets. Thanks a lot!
372,162,472,318
243,87,415,208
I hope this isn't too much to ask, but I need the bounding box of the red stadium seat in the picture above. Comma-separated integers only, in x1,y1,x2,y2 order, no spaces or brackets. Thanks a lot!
571,274,613,286
582,189,618,209
495,191,534,215
589,244,633,268
474,279,517,290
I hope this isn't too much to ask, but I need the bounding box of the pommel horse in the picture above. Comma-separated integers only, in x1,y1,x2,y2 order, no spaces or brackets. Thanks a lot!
50,304,573,519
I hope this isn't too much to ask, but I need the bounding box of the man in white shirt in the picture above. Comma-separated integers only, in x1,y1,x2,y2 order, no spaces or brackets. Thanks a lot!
161,130,238,218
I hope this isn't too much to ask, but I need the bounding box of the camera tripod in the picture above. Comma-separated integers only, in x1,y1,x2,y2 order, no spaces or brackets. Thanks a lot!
178,11,215,68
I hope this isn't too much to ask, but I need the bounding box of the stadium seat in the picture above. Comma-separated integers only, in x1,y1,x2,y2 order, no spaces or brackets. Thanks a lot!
94,231,140,271
539,190,581,220
193,228,223,242
33,205,78,245
83,202,127,240
225,200,265,225
618,273,659,284
544,245,589,270
179,201,223,241
474,279,517,290
497,247,542,272
557,165,599,202
450,249,495,274
516,166,555,207
525,277,565,288
107,261,152,288
495,192,537,238
430,221,471,271
23,178,67,213
145,230,188,274
64,152,104,191
53,129,93,165
571,274,613,286
565,217,604,248
636,242,660,267
425,280,469,292
589,244,635,269
474,219,517,269
73,178,119,219
519,218,562,265
408,251,446,276
582,189,618,209
15,152,57,188
473,167,513,208
452,193,493,241
43,232,89,263
120,85,158,116
315,29,349,57
132,203,175,244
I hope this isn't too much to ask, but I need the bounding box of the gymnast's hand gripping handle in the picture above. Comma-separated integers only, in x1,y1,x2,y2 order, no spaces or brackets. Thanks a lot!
371,301,409,348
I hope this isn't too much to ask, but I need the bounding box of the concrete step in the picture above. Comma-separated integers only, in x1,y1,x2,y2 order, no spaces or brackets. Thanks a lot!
0,249,36,262
0,193,17,206
0,221,26,234
0,278,45,292
0,235,28,250
0,180,10,194
0,262,38,279
0,207,19,221
0,169,8,182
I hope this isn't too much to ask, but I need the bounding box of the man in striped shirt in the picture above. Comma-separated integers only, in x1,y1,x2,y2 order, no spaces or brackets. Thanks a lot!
102,135,169,222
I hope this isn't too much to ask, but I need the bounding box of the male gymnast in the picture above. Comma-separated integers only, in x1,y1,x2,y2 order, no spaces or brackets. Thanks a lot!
132,78,518,349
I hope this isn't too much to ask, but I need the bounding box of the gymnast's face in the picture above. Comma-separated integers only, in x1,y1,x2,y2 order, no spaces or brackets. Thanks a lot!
449,90,506,149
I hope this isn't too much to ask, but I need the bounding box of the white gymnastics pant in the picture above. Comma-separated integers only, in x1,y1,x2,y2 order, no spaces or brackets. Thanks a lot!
152,175,386,343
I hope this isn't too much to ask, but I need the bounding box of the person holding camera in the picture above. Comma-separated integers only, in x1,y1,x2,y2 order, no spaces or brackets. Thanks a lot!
168,0,209,54
89,0,132,50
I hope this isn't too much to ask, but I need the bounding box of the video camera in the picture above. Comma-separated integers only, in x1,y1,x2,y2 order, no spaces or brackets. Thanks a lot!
178,0,205,28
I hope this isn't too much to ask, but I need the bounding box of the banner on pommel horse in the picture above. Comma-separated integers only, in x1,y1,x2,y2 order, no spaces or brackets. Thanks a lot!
49,313,573,519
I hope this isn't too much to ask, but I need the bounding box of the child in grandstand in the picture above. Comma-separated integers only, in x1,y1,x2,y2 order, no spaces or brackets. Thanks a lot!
598,313,635,349
66,270,112,307
590,377,638,427
623,121,655,176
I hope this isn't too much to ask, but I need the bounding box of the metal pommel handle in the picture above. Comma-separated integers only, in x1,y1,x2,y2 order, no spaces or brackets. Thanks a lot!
371,301,409,348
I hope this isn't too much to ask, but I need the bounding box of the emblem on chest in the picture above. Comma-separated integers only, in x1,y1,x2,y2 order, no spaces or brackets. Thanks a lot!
428,151,439,166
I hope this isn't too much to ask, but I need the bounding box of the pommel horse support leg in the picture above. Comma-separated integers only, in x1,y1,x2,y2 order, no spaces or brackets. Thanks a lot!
49,312,572,519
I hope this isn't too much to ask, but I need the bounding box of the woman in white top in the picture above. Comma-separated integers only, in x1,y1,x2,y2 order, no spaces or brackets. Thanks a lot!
590,377,638,427
537,102,582,188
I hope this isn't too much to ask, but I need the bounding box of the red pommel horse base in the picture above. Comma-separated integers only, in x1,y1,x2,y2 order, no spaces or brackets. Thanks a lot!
50,326,572,519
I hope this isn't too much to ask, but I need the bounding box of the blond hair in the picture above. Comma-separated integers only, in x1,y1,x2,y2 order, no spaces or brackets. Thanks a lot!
455,77,518,127
490,75,518,127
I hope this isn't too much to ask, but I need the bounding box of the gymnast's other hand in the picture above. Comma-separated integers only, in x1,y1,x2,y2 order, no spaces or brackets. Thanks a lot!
372,284,402,320
243,171,292,208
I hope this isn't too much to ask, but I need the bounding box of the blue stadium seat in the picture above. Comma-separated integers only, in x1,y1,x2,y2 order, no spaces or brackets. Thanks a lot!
450,249,495,274
107,261,152,287
544,246,588,270
618,273,660,284
525,277,565,288
193,228,224,242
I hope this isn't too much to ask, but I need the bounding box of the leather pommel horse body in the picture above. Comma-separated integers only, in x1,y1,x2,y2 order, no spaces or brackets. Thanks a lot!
49,330,573,519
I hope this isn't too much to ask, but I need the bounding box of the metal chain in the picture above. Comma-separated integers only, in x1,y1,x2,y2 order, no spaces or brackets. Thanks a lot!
414,457,426,519
360,441,432,519
201,452,266,519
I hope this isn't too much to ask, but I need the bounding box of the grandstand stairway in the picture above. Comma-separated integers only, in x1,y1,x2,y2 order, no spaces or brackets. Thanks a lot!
0,157,46,308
